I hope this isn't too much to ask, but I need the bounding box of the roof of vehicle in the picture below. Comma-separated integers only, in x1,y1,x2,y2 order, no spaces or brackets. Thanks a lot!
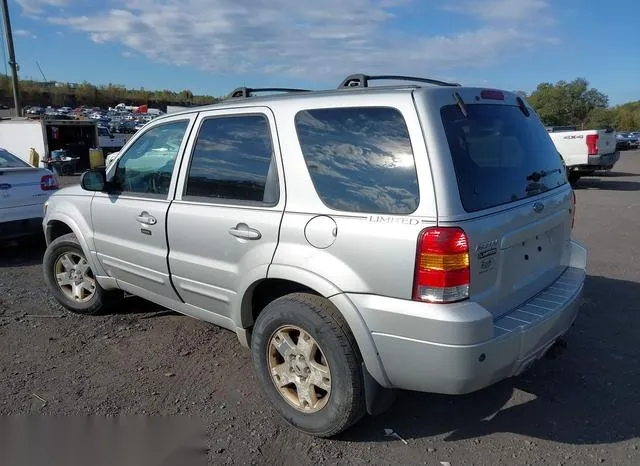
155,73,520,122
162,85,418,118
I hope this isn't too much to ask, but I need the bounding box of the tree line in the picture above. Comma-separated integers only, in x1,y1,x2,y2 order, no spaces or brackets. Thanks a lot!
1,75,638,130
525,78,639,131
0,76,220,111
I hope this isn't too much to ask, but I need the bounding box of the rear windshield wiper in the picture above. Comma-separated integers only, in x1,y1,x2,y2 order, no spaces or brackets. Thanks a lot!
526,168,561,182
453,92,468,118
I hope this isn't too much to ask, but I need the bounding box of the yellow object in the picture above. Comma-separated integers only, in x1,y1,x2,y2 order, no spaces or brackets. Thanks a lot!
89,147,105,169
29,147,40,167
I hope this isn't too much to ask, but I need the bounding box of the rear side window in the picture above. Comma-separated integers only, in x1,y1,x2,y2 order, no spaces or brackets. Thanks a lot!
295,107,419,214
441,104,567,212
184,115,278,205
0,149,29,168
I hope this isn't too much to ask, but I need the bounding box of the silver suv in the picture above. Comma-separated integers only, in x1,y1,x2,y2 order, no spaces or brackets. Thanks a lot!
42,74,587,437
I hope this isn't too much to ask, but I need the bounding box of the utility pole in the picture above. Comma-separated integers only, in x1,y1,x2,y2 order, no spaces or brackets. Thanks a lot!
1,0,21,116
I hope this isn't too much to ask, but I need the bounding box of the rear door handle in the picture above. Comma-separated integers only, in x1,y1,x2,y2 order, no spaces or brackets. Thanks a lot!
136,212,157,225
229,223,262,240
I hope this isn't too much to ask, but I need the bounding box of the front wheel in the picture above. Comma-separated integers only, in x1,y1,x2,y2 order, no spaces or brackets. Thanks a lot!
43,233,121,315
250,293,366,437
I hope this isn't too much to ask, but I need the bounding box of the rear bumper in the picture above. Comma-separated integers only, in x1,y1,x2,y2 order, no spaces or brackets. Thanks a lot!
348,242,587,394
0,217,44,240
587,151,620,169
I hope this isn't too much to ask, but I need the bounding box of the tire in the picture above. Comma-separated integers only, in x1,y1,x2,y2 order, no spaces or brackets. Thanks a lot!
251,293,366,437
43,233,121,315
568,171,581,186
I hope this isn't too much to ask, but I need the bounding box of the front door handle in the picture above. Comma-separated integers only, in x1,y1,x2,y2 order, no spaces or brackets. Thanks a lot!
229,223,262,240
136,212,157,225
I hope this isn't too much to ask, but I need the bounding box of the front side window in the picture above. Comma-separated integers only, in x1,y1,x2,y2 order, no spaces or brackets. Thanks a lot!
184,115,278,205
114,120,189,196
295,107,419,214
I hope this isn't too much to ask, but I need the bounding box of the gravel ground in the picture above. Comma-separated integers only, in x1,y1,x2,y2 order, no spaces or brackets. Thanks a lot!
1,152,639,465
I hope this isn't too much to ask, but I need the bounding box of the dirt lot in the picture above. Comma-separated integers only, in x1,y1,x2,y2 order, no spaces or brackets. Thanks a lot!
1,153,640,465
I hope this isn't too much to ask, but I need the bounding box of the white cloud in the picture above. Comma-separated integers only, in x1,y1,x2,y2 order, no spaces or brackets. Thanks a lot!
442,0,550,21
121,51,137,58
20,0,557,81
14,29,37,39
16,0,73,14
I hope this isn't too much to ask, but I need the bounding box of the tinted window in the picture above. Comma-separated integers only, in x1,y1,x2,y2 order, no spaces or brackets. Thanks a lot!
0,149,29,168
295,107,419,214
185,115,277,204
115,120,188,196
441,104,567,213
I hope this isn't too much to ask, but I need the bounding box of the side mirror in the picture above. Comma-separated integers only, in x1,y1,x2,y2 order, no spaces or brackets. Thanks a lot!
81,168,107,192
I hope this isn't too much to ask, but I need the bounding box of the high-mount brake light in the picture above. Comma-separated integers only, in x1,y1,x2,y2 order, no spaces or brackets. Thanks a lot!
480,89,505,100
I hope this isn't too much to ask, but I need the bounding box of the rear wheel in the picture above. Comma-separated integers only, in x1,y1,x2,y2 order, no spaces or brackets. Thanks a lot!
43,233,121,315
568,171,581,185
250,293,366,437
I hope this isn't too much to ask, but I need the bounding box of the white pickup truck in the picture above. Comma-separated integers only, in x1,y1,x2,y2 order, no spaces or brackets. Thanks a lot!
546,126,619,184
97,125,129,153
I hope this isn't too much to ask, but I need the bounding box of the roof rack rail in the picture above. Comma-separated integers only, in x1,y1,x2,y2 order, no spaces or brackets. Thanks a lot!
229,87,311,99
338,74,461,89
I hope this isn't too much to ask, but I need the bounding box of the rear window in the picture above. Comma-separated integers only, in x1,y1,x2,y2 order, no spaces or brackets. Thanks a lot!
0,149,29,168
441,104,567,212
295,107,419,214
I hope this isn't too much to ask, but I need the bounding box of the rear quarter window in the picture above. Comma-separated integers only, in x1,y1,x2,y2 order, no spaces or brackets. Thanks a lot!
441,104,568,212
0,149,29,168
294,107,419,214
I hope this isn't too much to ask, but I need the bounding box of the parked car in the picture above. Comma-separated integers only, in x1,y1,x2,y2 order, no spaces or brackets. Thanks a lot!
546,126,619,184
627,132,640,148
616,132,639,150
41,75,587,437
0,148,58,240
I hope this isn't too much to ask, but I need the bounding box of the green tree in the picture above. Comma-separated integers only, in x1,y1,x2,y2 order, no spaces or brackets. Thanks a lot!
527,78,608,129
584,107,615,130
615,108,639,131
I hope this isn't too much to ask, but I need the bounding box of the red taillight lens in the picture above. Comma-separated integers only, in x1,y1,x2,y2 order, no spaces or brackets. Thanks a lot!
480,89,505,100
41,174,59,191
413,227,470,303
586,134,598,155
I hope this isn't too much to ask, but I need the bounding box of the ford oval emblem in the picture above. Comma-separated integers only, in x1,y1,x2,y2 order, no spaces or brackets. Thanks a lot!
533,201,545,213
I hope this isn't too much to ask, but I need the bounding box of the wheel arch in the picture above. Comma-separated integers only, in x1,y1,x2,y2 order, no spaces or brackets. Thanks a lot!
238,265,392,389
44,213,107,278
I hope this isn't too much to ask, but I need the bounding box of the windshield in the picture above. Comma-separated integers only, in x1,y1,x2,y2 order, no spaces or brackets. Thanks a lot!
441,104,568,212
0,148,30,168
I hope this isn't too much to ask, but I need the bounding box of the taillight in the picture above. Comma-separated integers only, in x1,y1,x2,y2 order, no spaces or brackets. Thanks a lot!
586,134,598,155
413,227,470,304
480,89,505,100
41,174,59,191
571,190,576,230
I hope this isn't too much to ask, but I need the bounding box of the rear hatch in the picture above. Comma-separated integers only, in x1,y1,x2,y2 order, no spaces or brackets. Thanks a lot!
431,89,574,317
0,149,57,220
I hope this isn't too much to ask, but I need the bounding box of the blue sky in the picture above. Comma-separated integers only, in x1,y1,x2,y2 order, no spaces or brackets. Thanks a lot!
5,0,639,105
